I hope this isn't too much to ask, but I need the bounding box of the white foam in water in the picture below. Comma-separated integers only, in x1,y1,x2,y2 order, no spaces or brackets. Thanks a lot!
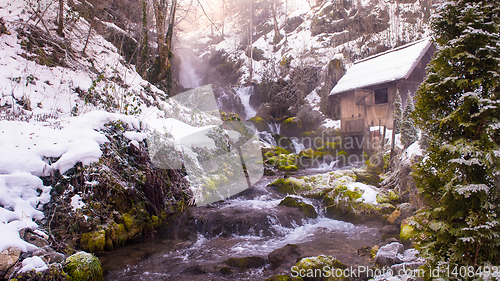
308,160,339,172
234,87,257,119
268,123,281,135
291,138,306,154
222,195,282,210
229,217,361,256
258,131,277,146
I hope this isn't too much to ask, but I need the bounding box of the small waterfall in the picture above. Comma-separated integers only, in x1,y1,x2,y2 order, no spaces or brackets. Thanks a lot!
258,131,277,146
178,49,203,89
291,138,306,154
311,160,339,172
234,86,257,119
268,123,281,135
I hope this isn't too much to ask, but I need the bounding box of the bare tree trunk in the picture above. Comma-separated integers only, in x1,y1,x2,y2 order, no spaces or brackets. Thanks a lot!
222,0,225,39
57,0,64,36
165,0,177,54
284,0,288,42
249,0,253,82
153,0,171,82
82,25,92,54
272,0,279,42
139,0,149,76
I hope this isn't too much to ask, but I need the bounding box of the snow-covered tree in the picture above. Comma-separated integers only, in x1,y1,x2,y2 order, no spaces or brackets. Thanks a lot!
412,0,500,271
393,90,403,134
400,93,418,146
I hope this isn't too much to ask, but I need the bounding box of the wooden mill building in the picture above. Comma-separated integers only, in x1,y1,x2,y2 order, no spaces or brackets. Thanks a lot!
329,38,435,149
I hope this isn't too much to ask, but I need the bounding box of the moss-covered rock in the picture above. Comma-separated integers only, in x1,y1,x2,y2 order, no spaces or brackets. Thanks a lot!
64,252,103,281
293,255,347,281
80,230,105,253
299,148,315,158
271,178,310,195
248,116,268,131
399,219,414,241
354,170,380,187
376,193,390,204
224,256,266,270
379,203,396,215
279,197,318,218
281,117,303,136
324,185,382,222
388,190,400,202
279,165,298,172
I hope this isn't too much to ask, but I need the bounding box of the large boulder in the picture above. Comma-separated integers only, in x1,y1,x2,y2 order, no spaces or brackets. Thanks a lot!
64,252,103,281
268,244,301,269
0,247,21,278
224,256,266,270
374,242,404,266
279,197,317,218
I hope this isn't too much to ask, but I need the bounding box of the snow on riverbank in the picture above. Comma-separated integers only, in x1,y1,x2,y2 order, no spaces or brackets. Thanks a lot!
0,112,140,252
0,0,224,255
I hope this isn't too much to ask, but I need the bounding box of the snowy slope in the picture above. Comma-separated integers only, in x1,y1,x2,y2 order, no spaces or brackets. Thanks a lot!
0,0,225,254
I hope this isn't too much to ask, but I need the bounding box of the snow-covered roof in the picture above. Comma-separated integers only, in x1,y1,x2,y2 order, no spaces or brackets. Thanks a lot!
330,38,433,96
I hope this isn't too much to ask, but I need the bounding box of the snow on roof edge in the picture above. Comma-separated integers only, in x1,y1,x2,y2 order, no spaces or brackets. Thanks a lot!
329,38,433,96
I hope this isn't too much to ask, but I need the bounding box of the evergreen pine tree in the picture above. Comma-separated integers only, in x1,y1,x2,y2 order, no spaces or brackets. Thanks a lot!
393,90,403,134
412,0,500,271
401,93,418,146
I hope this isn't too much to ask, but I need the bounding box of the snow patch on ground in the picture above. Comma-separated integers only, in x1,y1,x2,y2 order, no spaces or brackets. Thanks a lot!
21,256,48,273
348,182,379,205
321,119,341,130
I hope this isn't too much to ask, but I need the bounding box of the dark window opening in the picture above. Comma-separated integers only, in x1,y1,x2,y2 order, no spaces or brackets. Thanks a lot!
375,88,388,104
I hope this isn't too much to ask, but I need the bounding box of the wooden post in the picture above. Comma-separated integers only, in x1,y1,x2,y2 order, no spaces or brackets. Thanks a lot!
389,118,396,169
381,125,386,149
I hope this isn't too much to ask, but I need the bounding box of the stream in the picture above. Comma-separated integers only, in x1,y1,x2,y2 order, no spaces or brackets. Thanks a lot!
114,62,389,279
103,168,386,280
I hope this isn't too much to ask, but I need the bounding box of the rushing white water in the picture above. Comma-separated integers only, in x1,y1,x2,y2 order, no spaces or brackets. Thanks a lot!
178,49,202,89
291,137,306,154
258,131,277,146
268,123,281,135
234,86,257,119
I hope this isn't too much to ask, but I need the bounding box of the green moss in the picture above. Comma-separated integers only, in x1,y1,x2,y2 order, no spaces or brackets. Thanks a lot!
370,245,379,258
264,151,276,158
80,230,105,253
122,213,133,231
271,178,308,194
106,223,127,249
299,148,314,158
388,190,400,202
64,252,103,281
275,146,292,155
376,194,390,204
248,116,267,131
294,255,347,280
224,256,266,269
324,185,382,222
324,142,338,150
281,117,303,134
337,151,348,157
279,196,318,218
279,165,298,172
354,171,380,187
379,203,396,214
151,215,159,225
266,156,278,166
400,223,414,241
